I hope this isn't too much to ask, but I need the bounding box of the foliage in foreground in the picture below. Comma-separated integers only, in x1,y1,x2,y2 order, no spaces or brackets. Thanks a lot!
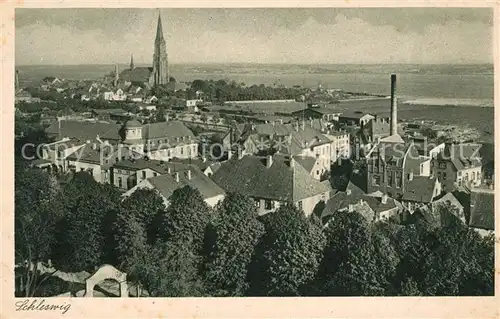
15,168,495,297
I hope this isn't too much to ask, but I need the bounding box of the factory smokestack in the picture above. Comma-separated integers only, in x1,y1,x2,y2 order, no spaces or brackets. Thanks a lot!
390,74,397,136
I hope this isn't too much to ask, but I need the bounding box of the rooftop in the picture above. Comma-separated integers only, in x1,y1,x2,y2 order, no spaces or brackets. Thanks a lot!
147,166,225,201
402,176,438,203
211,154,330,202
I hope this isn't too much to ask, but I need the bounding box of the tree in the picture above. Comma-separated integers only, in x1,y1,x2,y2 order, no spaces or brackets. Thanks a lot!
248,204,326,296
318,211,396,296
156,106,166,122
139,241,205,297
15,167,65,296
53,172,120,272
161,186,211,255
204,193,265,296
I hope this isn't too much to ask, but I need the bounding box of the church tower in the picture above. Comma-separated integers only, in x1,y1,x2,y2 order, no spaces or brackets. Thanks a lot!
130,53,135,70
152,12,169,86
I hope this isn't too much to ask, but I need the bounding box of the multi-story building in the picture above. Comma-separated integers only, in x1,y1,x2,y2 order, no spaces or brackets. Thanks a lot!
432,143,483,192
366,142,432,200
211,154,331,217
122,165,226,208
235,121,348,173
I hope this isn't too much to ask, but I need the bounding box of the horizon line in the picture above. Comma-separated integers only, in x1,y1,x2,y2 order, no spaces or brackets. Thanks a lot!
15,62,494,67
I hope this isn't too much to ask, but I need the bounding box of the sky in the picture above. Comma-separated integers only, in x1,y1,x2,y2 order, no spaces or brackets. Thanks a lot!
15,8,493,65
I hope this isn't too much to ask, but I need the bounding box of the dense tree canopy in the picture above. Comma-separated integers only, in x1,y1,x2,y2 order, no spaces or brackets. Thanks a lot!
248,204,326,296
15,167,65,296
204,193,265,296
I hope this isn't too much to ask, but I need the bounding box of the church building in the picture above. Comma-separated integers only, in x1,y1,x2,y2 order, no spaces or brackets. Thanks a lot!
108,13,169,89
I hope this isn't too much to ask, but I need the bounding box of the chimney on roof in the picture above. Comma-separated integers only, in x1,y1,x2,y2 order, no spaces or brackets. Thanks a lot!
228,150,232,160
346,188,352,196
167,166,171,174
390,74,398,136
290,156,295,168
272,121,275,127
409,171,414,181
381,194,388,204
301,120,305,131
165,113,170,122
310,119,313,128
266,155,273,168
295,121,299,132
187,169,192,180
279,119,283,124
348,204,354,212
238,148,244,160
202,156,207,163
175,172,179,182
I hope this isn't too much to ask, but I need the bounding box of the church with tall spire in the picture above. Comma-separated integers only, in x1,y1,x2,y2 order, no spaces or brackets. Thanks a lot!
152,13,169,85
111,11,169,89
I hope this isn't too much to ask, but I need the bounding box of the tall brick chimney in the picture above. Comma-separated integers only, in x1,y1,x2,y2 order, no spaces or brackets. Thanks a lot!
390,74,397,136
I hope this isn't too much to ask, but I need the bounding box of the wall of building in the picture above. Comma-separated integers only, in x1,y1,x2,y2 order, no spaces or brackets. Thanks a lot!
68,160,104,183
296,191,329,217
457,167,482,188
147,143,198,161
112,167,137,190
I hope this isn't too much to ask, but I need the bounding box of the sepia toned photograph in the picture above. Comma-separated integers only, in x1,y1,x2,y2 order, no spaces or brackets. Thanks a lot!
12,5,495,305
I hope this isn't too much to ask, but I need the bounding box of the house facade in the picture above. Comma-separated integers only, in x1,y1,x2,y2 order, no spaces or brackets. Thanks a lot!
432,143,483,192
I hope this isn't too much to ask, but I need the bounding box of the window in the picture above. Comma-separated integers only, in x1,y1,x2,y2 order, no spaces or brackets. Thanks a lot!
255,199,260,208
388,172,393,186
458,171,462,177
316,170,320,176
472,172,475,180
118,177,122,188
181,147,184,155
373,175,381,186
142,171,146,179
440,163,446,169
153,172,158,177
465,173,469,181
443,172,446,180
265,200,274,210
298,201,303,210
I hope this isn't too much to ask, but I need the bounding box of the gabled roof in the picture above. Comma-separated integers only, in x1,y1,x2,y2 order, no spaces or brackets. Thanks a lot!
142,121,196,141
438,143,483,170
338,111,374,120
293,156,318,173
379,133,405,144
67,143,138,167
433,192,464,211
469,189,494,230
119,67,153,83
170,157,216,172
113,158,188,174
211,154,330,202
45,120,122,142
147,166,225,200
402,176,438,203
239,122,333,156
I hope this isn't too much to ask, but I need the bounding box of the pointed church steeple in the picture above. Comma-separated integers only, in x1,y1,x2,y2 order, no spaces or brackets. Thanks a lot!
155,12,165,43
152,10,169,86
130,53,135,70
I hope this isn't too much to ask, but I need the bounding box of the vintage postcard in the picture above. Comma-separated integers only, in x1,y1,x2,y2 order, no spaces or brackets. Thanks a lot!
1,1,499,318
